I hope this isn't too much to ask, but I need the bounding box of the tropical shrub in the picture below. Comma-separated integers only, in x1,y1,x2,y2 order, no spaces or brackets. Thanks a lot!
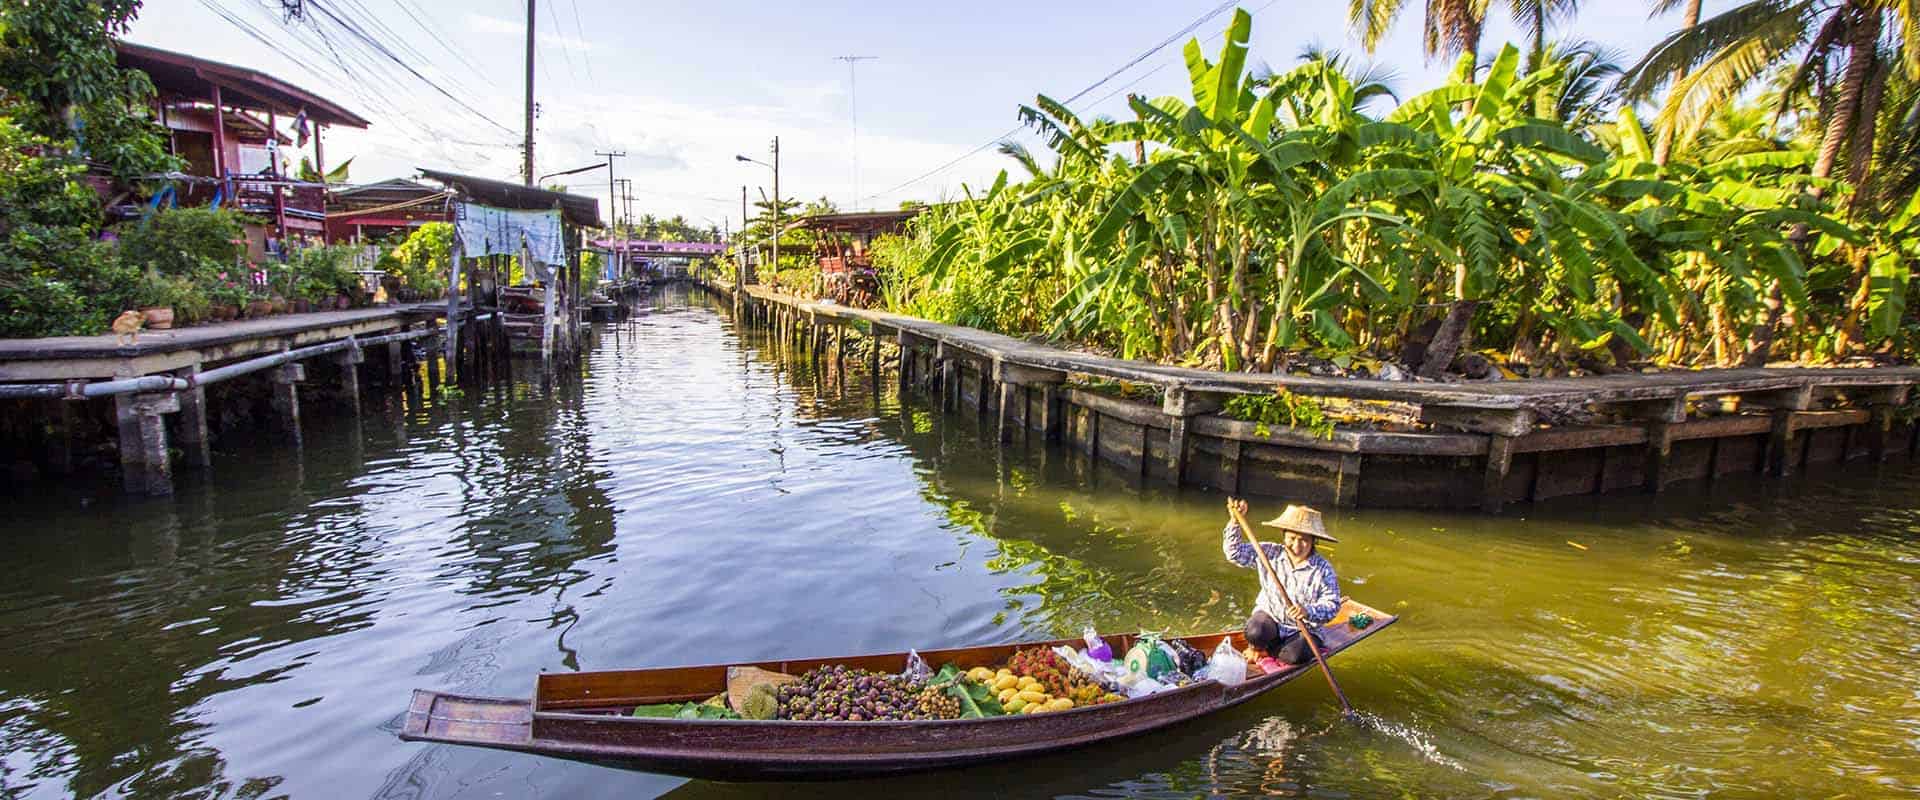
880,8,1908,373
380,222,451,296
113,207,246,282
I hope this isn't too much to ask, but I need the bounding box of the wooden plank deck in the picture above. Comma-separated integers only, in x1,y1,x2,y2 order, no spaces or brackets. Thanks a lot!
741,286,1920,413
0,305,447,380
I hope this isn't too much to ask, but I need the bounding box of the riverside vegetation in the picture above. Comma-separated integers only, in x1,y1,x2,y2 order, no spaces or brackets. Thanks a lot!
869,6,1920,378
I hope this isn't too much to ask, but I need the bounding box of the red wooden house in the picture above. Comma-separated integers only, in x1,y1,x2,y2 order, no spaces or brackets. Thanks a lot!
114,41,370,257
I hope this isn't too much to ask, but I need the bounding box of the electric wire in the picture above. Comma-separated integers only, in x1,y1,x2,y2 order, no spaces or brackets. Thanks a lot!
857,0,1239,205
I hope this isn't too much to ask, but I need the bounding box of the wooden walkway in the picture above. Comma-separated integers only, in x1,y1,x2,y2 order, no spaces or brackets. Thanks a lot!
0,305,447,380
714,282,1919,511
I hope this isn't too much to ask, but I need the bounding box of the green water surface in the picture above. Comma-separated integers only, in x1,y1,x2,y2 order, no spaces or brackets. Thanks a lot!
1,285,1915,799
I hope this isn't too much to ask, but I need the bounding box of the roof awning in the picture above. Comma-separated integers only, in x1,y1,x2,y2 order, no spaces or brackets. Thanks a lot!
117,40,370,128
417,168,603,228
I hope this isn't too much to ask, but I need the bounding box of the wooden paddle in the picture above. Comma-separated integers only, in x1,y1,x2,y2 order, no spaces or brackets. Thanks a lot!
1227,497,1356,717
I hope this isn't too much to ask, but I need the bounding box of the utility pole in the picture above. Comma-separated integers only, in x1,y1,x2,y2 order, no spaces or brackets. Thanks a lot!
834,55,876,210
760,137,768,283
770,136,780,282
522,0,536,185
739,184,750,290
616,178,633,277
594,149,624,278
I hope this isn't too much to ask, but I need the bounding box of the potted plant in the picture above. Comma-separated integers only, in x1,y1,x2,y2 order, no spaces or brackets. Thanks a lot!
207,280,247,321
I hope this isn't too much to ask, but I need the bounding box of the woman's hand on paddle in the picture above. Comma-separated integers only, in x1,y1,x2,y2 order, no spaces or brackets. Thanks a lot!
1286,604,1309,626
1227,498,1248,521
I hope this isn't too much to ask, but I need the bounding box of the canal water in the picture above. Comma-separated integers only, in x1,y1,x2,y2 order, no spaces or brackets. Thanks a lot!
3,284,1917,799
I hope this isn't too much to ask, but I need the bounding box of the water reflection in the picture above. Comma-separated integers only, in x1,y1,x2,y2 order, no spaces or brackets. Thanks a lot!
0,285,1915,799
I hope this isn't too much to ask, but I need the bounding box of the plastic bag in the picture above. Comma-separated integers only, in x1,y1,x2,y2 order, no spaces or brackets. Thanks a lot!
900,649,932,683
1124,676,1167,698
1206,639,1247,687
1056,645,1127,693
1083,625,1113,661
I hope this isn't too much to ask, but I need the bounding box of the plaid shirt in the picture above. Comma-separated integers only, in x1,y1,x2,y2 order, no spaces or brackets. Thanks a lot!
1223,523,1340,631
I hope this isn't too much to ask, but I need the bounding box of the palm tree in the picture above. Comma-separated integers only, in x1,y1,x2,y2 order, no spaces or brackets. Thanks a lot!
1620,0,1915,361
1646,0,1703,164
1348,0,1582,70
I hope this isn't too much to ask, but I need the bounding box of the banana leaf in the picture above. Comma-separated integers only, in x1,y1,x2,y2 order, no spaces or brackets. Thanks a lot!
932,663,1003,718
631,702,741,720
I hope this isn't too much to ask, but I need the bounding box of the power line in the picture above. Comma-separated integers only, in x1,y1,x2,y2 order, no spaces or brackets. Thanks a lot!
857,0,1238,205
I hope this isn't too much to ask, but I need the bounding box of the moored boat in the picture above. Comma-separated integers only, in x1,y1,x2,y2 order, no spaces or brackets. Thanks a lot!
398,598,1395,780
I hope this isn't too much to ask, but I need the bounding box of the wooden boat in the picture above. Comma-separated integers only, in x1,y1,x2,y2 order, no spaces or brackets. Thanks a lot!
399,598,1395,781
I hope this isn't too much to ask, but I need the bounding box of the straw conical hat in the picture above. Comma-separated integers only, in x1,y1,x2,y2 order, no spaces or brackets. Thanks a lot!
1260,504,1338,542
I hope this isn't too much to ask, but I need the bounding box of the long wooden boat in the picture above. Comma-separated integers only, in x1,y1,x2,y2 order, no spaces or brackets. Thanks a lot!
399,598,1395,781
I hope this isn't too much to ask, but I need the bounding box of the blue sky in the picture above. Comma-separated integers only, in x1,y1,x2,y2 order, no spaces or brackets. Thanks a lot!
127,1,1725,230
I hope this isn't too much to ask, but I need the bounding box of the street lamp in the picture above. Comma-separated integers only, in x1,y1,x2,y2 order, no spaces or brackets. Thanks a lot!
733,136,779,288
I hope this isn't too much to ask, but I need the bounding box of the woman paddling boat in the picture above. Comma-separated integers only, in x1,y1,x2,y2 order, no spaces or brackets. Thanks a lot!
1223,499,1342,674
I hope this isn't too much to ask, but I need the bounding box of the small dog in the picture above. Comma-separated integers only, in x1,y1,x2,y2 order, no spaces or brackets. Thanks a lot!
112,309,146,345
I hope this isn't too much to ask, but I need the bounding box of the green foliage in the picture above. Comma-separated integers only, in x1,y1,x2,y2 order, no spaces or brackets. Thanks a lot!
114,207,246,282
0,110,145,336
283,245,361,302
380,222,452,296
0,0,180,181
1222,391,1335,440
876,9,1905,370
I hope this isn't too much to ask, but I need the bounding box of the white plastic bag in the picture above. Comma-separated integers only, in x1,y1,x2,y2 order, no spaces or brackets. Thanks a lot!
1205,639,1247,687
1124,676,1167,698
900,649,932,683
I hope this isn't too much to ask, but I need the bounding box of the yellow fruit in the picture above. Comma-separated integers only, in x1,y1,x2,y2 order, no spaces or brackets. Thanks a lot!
1046,698,1074,711
997,687,1019,704
967,667,994,682
1016,690,1049,704
1004,697,1028,713
1022,702,1046,714
996,668,1013,680
992,675,1019,691
1017,676,1042,690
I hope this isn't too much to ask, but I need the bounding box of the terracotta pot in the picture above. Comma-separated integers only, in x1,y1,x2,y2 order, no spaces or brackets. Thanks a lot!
270,297,288,314
293,298,310,314
244,299,272,318
140,306,175,330
224,304,241,321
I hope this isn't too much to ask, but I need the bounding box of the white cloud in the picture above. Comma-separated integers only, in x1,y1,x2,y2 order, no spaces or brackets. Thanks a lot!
466,13,596,52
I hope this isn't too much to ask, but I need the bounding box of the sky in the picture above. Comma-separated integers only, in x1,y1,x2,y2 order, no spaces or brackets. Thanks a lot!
126,0,1731,233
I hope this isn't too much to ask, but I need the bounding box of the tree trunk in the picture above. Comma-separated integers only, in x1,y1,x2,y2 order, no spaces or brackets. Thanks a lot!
1419,300,1479,379
1834,54,1889,355
1651,0,1703,165
1747,2,1876,366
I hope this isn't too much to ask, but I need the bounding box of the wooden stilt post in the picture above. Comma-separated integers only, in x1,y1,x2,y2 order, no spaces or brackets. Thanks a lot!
130,392,179,496
1160,388,1223,488
1860,386,1908,463
272,361,306,448
1758,386,1812,477
445,239,464,382
976,364,991,420
1222,438,1243,494
895,334,912,399
1038,384,1061,442
1006,377,1021,443
43,399,74,475
174,364,211,469
1335,452,1361,508
1166,417,1190,486
335,338,364,415
1482,434,1516,513
113,391,144,493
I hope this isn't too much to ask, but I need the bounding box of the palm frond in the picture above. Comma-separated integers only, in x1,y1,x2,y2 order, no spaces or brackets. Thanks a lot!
1618,0,1813,102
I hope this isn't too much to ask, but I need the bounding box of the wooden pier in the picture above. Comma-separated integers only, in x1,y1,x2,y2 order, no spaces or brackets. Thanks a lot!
702,280,1920,512
0,304,512,495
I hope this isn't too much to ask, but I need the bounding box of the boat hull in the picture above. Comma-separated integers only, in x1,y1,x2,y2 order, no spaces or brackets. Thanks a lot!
400,601,1395,780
